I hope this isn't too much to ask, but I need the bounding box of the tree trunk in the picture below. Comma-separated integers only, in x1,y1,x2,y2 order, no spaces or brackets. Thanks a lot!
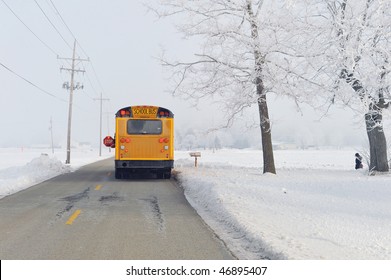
365,111,389,173
341,68,389,173
247,1,276,174
257,85,276,174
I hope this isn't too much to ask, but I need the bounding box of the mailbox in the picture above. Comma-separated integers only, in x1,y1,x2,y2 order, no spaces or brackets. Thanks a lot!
189,152,201,167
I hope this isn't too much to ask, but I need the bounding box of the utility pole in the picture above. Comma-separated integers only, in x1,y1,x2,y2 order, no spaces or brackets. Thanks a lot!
58,40,89,164
94,92,109,156
49,117,54,154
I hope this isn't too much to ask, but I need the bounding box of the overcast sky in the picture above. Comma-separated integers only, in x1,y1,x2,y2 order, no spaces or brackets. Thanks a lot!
0,0,374,151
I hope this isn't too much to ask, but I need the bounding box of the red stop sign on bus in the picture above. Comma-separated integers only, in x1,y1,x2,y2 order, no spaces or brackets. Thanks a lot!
103,136,114,147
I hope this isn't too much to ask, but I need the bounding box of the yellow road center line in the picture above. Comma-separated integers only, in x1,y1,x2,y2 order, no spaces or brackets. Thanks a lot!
95,184,102,191
66,209,81,225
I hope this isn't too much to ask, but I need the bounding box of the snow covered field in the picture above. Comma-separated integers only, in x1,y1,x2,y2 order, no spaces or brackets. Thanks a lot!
1,147,390,260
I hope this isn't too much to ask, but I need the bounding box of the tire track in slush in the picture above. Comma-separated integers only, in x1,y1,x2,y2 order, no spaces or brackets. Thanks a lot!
141,196,165,232
56,187,90,221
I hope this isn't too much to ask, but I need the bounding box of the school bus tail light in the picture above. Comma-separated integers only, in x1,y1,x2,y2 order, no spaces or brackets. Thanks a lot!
159,138,169,143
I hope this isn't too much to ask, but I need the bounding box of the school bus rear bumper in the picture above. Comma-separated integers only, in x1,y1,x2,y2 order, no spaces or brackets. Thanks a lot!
115,160,174,169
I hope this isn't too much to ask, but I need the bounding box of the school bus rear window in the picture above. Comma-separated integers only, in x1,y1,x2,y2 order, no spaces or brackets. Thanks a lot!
127,120,162,135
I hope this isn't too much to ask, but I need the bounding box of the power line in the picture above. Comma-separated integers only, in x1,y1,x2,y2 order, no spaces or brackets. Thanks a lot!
2,0,107,101
33,0,73,51
45,1,92,66
81,62,99,99
48,0,78,44
47,0,108,99
1,0,58,56
89,62,107,96
0,61,67,102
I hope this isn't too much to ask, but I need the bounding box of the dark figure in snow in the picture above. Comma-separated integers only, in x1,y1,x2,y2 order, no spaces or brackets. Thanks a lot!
355,153,363,169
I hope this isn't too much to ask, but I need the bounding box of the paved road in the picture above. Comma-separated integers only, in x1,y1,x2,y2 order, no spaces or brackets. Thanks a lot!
0,158,234,259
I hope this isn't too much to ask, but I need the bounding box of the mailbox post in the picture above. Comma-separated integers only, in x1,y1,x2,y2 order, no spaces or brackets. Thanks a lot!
189,152,201,167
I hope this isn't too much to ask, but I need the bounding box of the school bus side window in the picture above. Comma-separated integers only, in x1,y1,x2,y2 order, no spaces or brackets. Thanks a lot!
127,120,162,135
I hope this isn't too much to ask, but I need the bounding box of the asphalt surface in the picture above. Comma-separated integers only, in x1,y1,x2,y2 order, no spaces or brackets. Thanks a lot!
0,158,234,259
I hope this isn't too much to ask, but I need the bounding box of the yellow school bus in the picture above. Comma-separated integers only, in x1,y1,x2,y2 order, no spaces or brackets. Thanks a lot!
103,105,174,179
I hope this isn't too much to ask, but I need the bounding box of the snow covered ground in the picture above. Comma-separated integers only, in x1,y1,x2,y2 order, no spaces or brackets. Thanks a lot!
175,149,391,260
0,147,112,199
1,147,390,260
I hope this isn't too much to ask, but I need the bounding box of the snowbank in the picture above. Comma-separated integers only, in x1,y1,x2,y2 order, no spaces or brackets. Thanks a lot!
175,149,391,260
0,148,112,199
0,154,70,198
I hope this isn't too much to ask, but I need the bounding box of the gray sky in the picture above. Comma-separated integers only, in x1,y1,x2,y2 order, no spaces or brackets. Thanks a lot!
0,0,372,149
1,0,194,147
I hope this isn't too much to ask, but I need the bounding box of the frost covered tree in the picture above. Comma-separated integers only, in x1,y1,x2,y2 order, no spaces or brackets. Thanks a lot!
296,0,391,172
331,0,390,172
149,0,316,174
150,0,390,173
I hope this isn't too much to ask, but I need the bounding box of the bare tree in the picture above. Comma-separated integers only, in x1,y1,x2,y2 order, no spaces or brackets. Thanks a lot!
336,0,389,172
150,0,390,174
301,0,391,172
149,0,317,174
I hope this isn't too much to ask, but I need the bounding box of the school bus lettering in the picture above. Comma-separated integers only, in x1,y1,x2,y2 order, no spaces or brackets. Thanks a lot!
132,107,158,118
